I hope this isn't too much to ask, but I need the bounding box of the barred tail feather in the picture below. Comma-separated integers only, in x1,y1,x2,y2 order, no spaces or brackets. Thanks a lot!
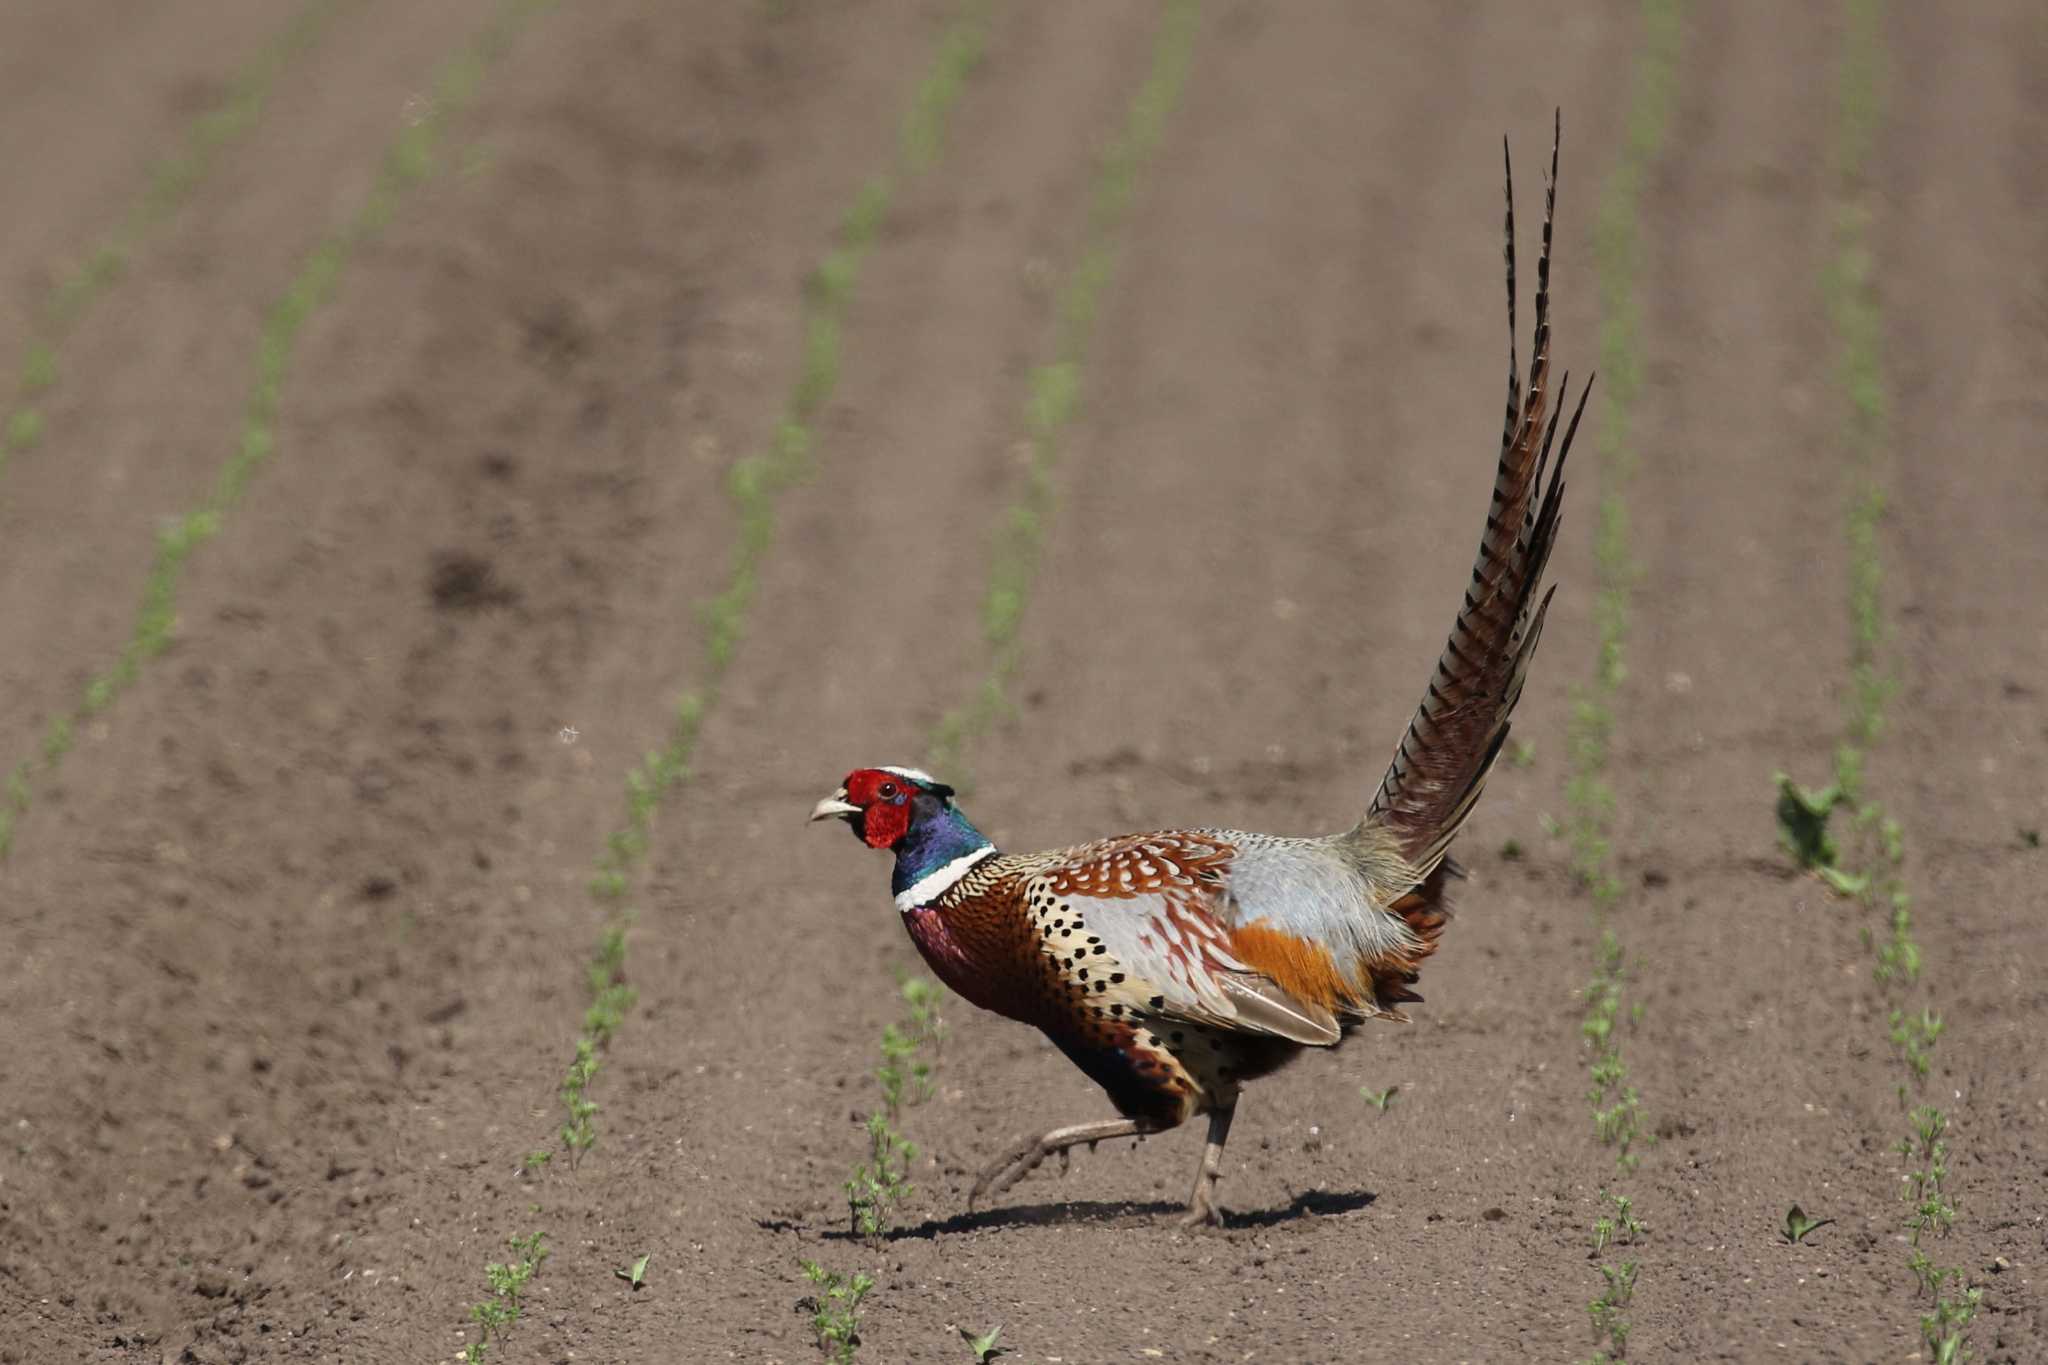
1363,110,1588,878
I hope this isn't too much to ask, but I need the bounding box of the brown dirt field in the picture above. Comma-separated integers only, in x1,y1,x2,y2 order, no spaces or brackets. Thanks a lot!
2,3,2043,1363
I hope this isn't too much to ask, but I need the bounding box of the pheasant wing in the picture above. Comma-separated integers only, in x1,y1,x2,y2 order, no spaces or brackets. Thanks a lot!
1025,834,1340,1047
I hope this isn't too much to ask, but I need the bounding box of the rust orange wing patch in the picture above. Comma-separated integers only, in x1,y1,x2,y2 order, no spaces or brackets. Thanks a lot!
1226,921,1356,1017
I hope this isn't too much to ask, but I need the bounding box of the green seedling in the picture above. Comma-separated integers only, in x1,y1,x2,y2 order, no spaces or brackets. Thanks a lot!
847,1115,919,1243
465,1230,549,1362
1508,738,1538,769
615,1252,651,1289
1565,695,1621,905
960,1324,1008,1363
800,1260,874,1364
558,1037,601,1160
1900,1105,1958,1243
1592,1190,1647,1252
1887,1007,1943,1080
1582,930,1646,1171
848,976,947,1242
1773,772,1868,894
1873,885,1921,986
900,975,947,1051
1500,837,1525,861
1782,1204,1833,1244
1587,1258,1638,1357
2019,827,2041,850
1361,1085,1399,1112
521,1149,552,1173
1920,1281,1983,1364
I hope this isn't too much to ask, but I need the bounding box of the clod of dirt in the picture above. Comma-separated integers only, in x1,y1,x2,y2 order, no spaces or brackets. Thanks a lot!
1481,1207,1508,1222
520,300,591,373
352,763,394,804
427,549,518,611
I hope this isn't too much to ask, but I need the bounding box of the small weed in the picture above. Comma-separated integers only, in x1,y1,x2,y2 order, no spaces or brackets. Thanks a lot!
1919,1279,1983,1365
1900,1105,1957,1242
959,1324,1008,1363
1587,1258,1638,1357
558,1037,601,1159
799,1260,874,1364
1581,931,1646,1171
1360,1085,1399,1112
1565,695,1621,905
1887,1006,1943,1080
1782,1204,1834,1244
848,977,947,1242
464,1230,548,1363
1500,837,1525,862
846,1114,919,1243
520,1149,552,1174
900,975,947,1049
1508,738,1538,769
1873,884,1922,986
2018,826,2040,850
615,1252,651,1289
1591,1190,1647,1252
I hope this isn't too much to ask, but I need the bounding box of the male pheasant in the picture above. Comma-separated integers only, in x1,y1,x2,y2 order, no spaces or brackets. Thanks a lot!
812,115,1587,1227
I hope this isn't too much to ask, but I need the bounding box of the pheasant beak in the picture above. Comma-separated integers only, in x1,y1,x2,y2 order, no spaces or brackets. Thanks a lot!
809,788,860,823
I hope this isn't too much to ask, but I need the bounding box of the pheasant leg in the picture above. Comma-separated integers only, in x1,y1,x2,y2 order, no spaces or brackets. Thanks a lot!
969,1117,1157,1210
1178,1102,1236,1228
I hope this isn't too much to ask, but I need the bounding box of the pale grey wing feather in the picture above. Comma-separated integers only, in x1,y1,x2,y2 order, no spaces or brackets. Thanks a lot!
1214,835,1429,971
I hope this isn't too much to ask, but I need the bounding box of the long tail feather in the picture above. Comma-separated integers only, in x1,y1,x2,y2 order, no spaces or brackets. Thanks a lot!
1364,110,1588,877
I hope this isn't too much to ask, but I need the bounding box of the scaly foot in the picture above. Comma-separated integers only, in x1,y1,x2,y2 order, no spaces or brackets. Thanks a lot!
968,1117,1154,1211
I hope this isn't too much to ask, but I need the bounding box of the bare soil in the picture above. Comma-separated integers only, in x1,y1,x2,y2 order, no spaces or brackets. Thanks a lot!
2,2,2043,1363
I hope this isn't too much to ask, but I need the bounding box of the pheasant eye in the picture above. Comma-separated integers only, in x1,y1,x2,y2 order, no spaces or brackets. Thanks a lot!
878,781,898,799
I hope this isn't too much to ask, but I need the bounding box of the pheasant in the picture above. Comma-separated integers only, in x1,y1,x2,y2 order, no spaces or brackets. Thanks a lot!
811,114,1587,1227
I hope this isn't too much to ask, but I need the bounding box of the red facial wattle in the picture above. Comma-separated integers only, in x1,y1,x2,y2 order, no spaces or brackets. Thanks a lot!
860,797,911,848
843,768,915,849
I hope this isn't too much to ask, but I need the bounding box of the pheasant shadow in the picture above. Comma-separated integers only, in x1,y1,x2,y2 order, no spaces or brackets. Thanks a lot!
832,1186,1375,1240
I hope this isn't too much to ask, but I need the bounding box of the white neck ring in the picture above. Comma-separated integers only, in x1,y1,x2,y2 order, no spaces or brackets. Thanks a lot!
895,846,996,913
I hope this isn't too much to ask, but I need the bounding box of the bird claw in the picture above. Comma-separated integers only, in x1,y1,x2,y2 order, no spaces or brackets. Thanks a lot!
969,1131,1057,1211
966,1119,1156,1216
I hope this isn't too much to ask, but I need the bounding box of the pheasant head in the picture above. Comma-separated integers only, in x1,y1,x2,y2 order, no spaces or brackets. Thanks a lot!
810,766,997,910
